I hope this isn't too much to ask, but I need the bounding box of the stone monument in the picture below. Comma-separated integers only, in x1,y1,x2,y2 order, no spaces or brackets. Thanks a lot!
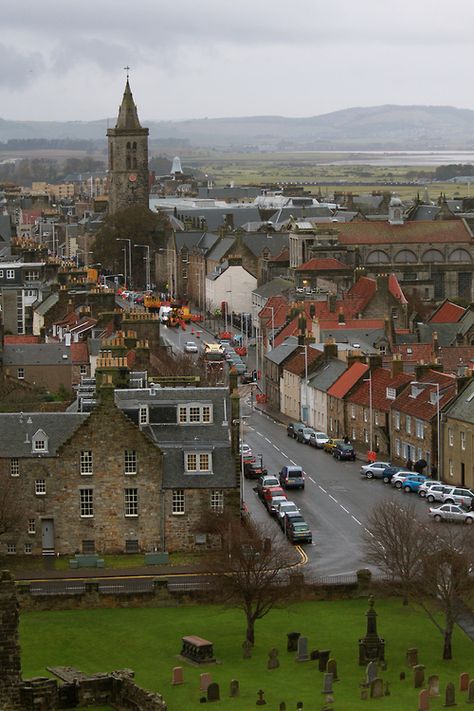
358,596,385,665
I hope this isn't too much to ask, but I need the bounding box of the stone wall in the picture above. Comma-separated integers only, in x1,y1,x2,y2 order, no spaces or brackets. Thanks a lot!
0,571,22,711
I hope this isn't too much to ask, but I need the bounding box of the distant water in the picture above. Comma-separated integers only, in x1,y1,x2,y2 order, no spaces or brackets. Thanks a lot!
308,151,474,166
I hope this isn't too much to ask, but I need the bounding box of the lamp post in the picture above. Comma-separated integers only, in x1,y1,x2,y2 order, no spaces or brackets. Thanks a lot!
135,244,151,292
116,238,132,287
363,372,373,453
410,380,441,480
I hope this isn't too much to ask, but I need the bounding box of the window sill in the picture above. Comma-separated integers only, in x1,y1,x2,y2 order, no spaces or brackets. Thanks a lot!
125,514,138,518
172,512,185,516
80,472,93,476
80,515,94,519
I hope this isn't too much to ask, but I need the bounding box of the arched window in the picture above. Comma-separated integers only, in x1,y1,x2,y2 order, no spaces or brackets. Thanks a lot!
366,250,390,264
449,249,471,263
394,249,417,264
421,249,444,263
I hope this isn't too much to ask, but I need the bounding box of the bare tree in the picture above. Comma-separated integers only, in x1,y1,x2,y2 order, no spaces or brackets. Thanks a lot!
202,514,295,646
364,501,474,660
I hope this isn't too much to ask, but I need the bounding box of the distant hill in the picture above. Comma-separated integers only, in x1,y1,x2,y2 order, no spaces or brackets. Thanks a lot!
1,105,474,150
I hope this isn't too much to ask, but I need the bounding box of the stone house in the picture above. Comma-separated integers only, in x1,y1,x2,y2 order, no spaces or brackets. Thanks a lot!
2,343,74,392
326,361,370,439
264,337,300,412
305,354,346,432
442,377,474,489
280,344,323,422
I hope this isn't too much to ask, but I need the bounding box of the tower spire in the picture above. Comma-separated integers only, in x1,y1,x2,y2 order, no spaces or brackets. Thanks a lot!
115,73,142,131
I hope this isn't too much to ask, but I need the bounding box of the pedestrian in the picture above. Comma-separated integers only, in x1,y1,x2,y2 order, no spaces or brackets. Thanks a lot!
344,435,350,444
406,458,413,471
431,464,437,479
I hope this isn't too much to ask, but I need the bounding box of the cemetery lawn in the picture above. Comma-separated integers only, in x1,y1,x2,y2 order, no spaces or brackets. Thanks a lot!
20,598,474,710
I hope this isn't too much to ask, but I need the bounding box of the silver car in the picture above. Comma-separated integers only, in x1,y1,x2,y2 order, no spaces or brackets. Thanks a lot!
429,504,474,524
390,471,418,489
440,486,474,508
418,482,451,502
360,461,391,479
309,431,329,448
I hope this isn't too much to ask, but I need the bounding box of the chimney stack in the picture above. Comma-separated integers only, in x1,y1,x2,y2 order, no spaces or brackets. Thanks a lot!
391,353,404,378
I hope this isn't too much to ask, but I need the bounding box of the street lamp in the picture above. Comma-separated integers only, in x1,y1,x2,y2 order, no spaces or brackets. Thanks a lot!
410,380,441,480
363,372,373,454
135,244,151,292
116,238,132,288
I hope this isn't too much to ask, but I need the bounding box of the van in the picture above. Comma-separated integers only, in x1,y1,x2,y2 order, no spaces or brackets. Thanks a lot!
279,465,305,490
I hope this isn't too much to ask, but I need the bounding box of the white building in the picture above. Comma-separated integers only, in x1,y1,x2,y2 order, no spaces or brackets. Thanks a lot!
206,264,257,316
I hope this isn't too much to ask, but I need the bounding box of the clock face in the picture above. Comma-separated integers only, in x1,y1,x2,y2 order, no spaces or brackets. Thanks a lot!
128,174,137,183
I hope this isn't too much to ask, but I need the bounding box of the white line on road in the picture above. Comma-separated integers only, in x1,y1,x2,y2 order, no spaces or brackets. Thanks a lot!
340,505,350,514
329,494,338,503
273,444,279,450
319,485,327,493
365,528,375,538
256,431,262,437
352,515,362,525
265,437,271,443
281,452,288,458
309,477,316,483
290,460,297,465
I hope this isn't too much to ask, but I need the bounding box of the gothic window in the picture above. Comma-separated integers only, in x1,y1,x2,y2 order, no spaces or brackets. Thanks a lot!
394,250,417,264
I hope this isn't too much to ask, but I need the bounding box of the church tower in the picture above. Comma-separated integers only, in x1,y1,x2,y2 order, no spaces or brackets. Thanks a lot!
107,77,149,214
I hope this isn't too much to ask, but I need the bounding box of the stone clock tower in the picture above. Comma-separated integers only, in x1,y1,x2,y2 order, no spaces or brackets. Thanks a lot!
107,78,149,214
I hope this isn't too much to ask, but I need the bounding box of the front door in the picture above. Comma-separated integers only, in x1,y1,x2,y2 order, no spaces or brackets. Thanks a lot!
41,519,55,553
461,462,465,487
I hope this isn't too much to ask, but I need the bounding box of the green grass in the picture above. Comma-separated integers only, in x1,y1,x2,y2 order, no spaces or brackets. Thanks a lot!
1,551,201,574
20,599,474,710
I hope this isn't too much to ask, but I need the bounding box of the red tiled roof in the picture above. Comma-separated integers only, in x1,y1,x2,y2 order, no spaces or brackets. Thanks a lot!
283,346,323,376
347,367,412,412
259,296,288,328
70,342,89,364
54,312,78,328
295,257,351,271
391,369,457,420
269,247,289,262
327,361,369,399
335,219,473,245
393,343,433,363
274,315,299,347
429,300,466,324
439,346,474,375
3,335,40,344
389,274,408,305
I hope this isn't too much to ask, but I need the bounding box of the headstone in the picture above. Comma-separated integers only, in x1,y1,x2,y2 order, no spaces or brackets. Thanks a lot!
406,648,419,667
366,661,378,685
287,632,301,652
384,681,390,696
200,673,212,692
310,650,319,661
418,689,430,711
460,673,470,692
360,686,369,700
322,673,333,695
370,677,384,699
414,665,426,689
207,682,220,702
296,703,303,710
267,648,280,670
358,596,385,665
230,679,239,698
296,637,309,662
467,678,474,703
279,703,286,711
242,640,252,659
444,682,456,707
428,675,440,697
400,671,406,681
256,689,266,705
318,650,331,672
326,658,339,682
172,666,184,685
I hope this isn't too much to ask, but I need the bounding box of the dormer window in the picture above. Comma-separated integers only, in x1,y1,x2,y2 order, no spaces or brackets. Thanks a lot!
32,429,48,453
178,403,213,424
386,387,396,400
139,406,148,425
410,385,422,399
429,391,440,405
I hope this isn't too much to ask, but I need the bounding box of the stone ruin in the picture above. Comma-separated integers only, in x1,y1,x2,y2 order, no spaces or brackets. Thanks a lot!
0,569,167,711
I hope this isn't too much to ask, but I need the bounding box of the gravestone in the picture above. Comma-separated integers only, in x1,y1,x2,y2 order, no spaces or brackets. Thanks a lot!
200,673,212,692
230,679,239,698
326,658,339,682
384,681,390,696
358,596,385,665
287,632,301,652
370,677,384,699
407,648,418,667
256,688,267,705
279,703,286,711
460,673,470,692
296,637,309,662
318,650,331,672
444,682,456,707
360,686,369,700
207,682,220,702
414,665,426,689
366,661,378,685
428,675,440,697
296,703,303,710
322,673,333,695
267,648,280,670
242,640,252,659
310,650,319,661
400,671,406,681
418,689,430,711
172,666,184,685
467,679,474,703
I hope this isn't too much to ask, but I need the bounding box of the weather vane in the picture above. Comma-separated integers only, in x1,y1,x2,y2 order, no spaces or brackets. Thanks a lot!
124,65,130,80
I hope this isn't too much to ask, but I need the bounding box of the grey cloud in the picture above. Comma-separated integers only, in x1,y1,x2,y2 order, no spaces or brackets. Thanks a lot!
0,44,46,89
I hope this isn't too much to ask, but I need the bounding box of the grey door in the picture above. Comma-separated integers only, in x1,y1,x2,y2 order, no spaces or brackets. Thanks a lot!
41,519,55,551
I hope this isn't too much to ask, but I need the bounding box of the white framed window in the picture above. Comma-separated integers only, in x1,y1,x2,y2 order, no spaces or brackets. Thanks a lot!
35,479,46,496
449,459,454,477
6,543,16,554
139,406,148,425
125,488,138,517
379,344,387,355
24,270,39,281
10,458,19,477
415,419,424,439
172,489,185,515
461,431,466,451
178,403,213,424
406,416,411,435
80,488,94,517
80,450,93,475
32,430,48,453
210,490,224,513
17,368,25,380
6,269,14,280
394,411,400,430
0,269,3,278
185,452,211,472
124,450,137,475
449,429,454,447
395,438,401,456
364,409,368,423
386,387,396,400
351,405,356,420
80,364,88,375
24,542,32,554
28,518,36,534
417,447,423,461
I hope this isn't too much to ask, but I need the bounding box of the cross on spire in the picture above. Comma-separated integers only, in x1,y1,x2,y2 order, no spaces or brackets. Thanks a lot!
124,65,130,80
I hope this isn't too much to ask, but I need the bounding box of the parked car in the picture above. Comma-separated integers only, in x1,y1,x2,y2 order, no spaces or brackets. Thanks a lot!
282,511,306,528
400,475,434,493
297,427,317,444
429,503,474,524
287,421,305,439
244,455,267,480
240,371,256,384
276,501,300,527
262,486,286,507
323,438,343,453
381,466,404,484
420,482,452,503
239,442,252,457
333,442,356,461
256,474,279,495
267,495,288,516
286,520,313,544
360,461,391,479
279,465,305,490
309,431,329,448
440,486,474,508
184,340,198,353
390,471,420,488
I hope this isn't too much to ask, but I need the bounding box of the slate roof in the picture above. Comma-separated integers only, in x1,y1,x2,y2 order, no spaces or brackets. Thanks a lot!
327,362,370,399
176,206,262,232
253,278,293,299
444,378,474,424
114,386,236,489
34,292,59,316
242,233,288,257
307,358,347,392
175,232,207,252
4,343,72,366
265,337,299,365
319,326,385,350
408,205,441,221
0,412,88,457
206,236,235,262
335,219,473,245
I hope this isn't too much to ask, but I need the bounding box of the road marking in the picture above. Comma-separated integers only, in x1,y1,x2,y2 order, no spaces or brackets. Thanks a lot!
309,476,316,484
329,494,338,503
290,459,297,465
273,444,279,450
340,505,350,514
365,528,375,538
281,452,288,458
247,426,255,431
352,515,362,525
256,431,263,437
265,437,271,443
319,485,327,493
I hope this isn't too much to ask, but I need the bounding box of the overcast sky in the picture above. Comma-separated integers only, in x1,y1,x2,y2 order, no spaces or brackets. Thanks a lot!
2,0,474,122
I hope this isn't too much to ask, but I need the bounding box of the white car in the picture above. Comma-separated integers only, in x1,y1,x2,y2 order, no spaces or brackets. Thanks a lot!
239,443,252,457
418,482,451,502
360,461,391,479
276,501,300,528
309,431,329,448
184,341,198,353
429,504,474,524
390,471,418,488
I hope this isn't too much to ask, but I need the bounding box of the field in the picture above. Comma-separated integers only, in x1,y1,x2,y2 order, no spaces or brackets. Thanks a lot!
20,598,474,710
